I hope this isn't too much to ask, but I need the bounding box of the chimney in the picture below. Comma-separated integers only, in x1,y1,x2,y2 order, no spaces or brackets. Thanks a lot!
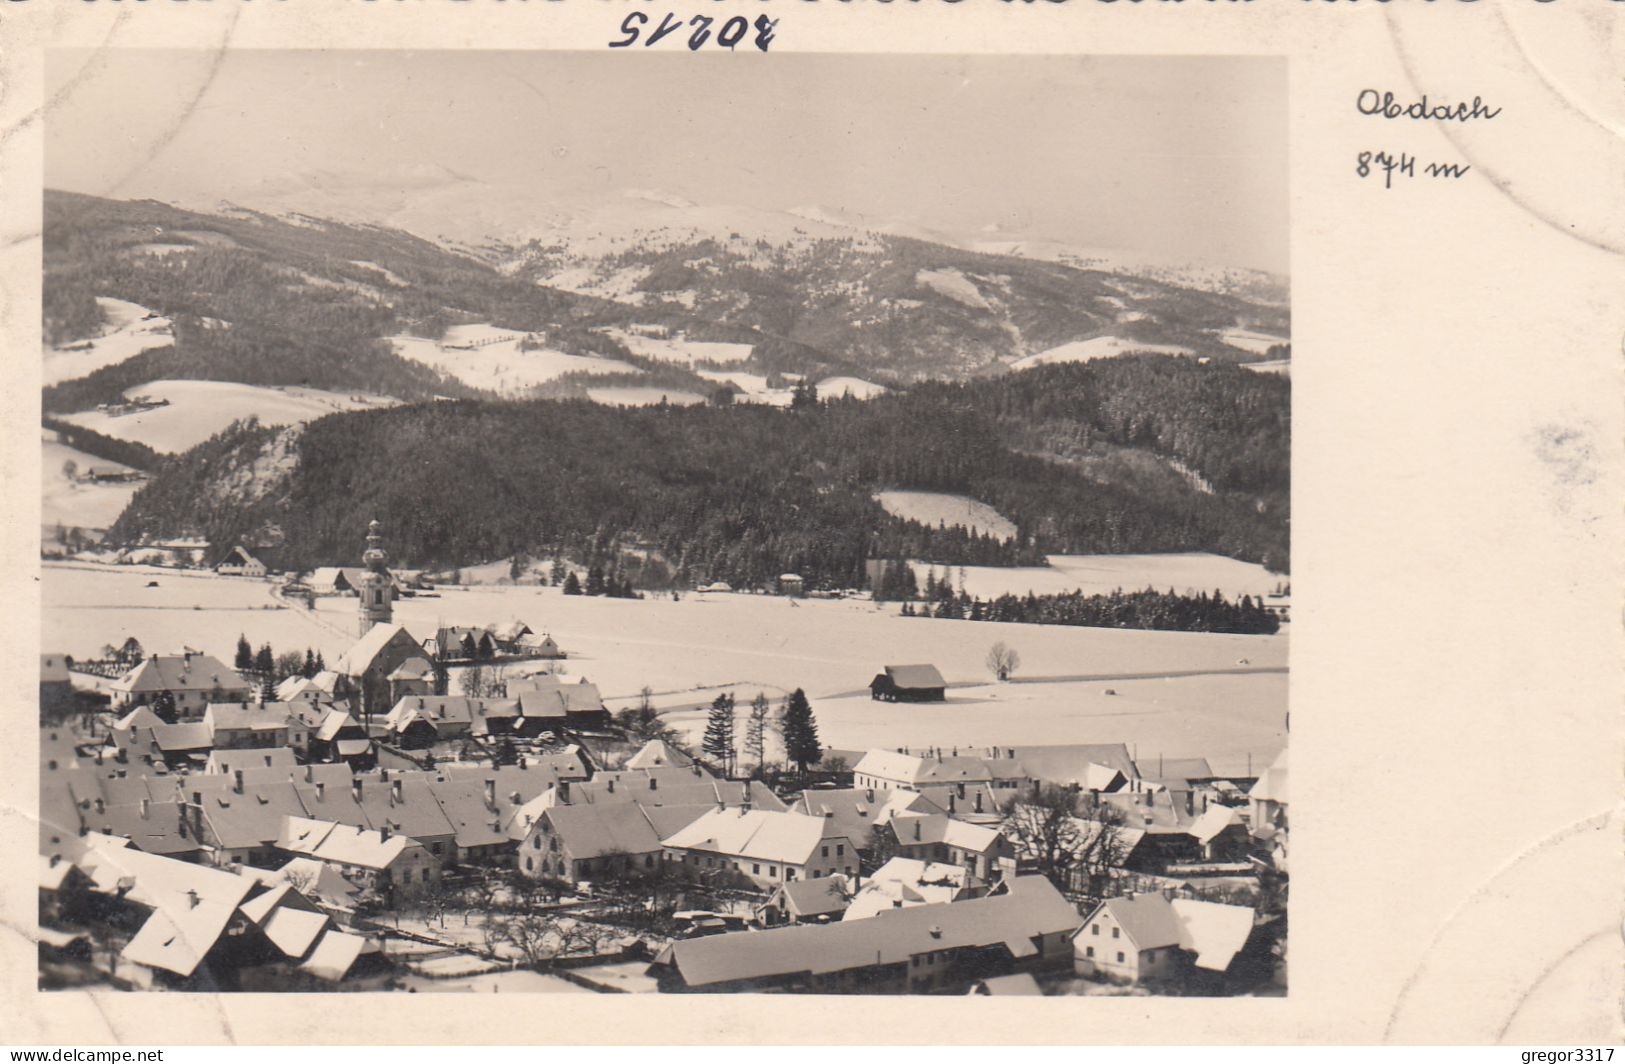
186,889,200,909
139,798,151,819
315,781,326,801
912,819,921,842
607,778,615,794
380,768,390,782
509,791,521,805
1007,749,1014,760
557,780,570,805
353,778,363,802
392,779,403,804
866,788,874,803
518,756,527,769
649,777,658,791
233,769,244,794
485,779,497,808
304,765,314,783
191,790,202,806
928,925,942,939
380,824,392,841
974,791,984,814
948,793,956,814
691,764,701,777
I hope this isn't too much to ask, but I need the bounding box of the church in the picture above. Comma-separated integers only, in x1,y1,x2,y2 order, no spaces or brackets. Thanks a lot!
330,521,436,724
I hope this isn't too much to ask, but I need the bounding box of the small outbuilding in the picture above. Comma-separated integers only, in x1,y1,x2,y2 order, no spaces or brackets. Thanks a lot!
869,664,947,703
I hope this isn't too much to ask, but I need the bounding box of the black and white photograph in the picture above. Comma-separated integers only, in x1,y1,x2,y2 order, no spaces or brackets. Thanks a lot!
36,50,1290,997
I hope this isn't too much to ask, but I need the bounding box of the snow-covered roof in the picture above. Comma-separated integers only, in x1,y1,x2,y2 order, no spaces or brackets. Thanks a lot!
662,808,840,865
115,654,247,695
332,623,418,677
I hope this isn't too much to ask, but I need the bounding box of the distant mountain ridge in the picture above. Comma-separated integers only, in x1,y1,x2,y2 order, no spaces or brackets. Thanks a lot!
45,189,1288,406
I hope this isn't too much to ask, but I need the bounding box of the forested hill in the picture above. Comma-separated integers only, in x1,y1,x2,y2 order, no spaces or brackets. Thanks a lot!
109,356,1290,587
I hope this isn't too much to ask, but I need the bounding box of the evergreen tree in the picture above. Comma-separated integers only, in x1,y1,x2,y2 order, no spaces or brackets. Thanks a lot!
254,643,275,677
586,564,606,597
302,648,317,678
562,571,583,596
780,688,821,777
314,650,326,673
150,690,177,725
702,693,736,776
550,558,568,585
235,634,253,671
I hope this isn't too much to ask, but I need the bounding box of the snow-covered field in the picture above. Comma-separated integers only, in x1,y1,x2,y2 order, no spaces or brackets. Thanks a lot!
584,387,706,407
43,562,1286,775
41,436,143,531
391,326,643,396
603,329,754,366
916,553,1284,601
695,370,793,407
1220,329,1287,355
56,380,397,454
916,268,991,310
816,376,888,400
874,491,1017,540
43,298,174,386
1010,336,1194,369
688,372,886,407
1243,360,1291,376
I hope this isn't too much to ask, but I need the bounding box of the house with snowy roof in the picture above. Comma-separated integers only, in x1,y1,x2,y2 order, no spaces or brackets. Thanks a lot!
791,787,944,851
110,652,250,716
274,816,440,901
649,875,1080,993
661,807,860,891
887,813,1015,882
840,857,976,922
1072,892,1262,987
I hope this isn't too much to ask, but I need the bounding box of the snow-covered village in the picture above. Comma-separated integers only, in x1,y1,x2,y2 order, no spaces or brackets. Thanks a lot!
37,51,1290,998
38,519,1288,996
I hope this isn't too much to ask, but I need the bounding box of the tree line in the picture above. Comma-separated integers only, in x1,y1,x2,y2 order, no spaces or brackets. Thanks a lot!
901,585,1282,635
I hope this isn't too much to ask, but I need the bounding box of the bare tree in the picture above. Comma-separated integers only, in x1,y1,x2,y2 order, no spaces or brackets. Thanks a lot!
1001,786,1129,899
744,691,773,775
986,641,1021,682
487,912,618,970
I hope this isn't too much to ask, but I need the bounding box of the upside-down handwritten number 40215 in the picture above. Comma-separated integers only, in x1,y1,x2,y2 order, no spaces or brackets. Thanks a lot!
611,13,778,52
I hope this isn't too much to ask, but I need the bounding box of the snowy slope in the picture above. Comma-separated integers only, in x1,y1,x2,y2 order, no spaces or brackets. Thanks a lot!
44,298,174,386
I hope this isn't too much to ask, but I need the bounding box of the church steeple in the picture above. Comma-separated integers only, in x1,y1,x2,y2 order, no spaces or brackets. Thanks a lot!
358,518,394,637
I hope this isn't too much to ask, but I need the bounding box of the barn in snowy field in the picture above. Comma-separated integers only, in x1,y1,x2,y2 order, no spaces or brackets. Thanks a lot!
869,664,947,703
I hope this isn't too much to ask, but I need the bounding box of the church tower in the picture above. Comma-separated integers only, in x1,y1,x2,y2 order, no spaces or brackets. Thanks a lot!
357,518,395,637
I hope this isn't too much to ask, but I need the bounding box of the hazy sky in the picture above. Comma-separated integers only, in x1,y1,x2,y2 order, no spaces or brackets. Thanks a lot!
47,51,1287,273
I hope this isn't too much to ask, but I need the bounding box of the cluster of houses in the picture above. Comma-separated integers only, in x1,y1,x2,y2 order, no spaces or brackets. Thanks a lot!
39,522,1288,994
44,687,1289,993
